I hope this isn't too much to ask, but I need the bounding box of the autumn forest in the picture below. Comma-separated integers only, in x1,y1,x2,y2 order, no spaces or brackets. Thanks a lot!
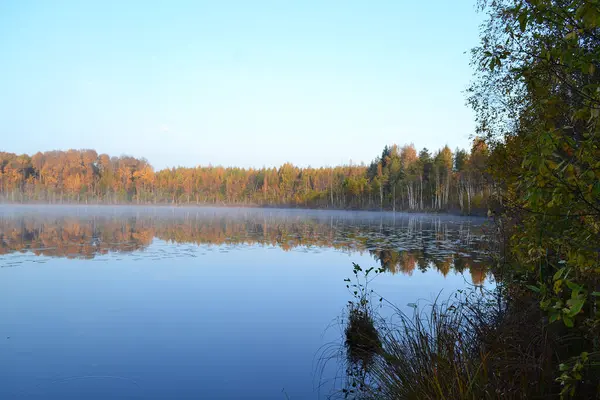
0,139,491,214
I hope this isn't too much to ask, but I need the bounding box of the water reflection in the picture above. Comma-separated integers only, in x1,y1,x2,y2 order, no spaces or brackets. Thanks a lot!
0,207,489,284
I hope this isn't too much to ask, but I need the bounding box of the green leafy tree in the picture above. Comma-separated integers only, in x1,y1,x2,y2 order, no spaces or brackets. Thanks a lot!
470,0,600,396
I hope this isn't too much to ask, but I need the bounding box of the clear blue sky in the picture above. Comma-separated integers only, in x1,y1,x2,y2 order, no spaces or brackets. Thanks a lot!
0,0,481,170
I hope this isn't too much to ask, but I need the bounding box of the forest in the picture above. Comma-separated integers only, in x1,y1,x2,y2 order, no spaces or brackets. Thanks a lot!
0,140,491,213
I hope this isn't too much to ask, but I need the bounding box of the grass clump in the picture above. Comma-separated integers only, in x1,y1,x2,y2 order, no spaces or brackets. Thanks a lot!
339,284,496,400
344,305,381,367
330,264,600,400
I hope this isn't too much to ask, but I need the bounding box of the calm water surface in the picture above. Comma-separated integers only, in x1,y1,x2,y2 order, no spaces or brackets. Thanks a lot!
0,206,491,399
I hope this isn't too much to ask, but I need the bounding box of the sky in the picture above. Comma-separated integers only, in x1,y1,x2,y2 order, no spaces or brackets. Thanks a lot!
0,0,482,170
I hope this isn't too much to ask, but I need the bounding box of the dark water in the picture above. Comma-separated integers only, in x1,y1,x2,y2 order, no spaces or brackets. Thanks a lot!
0,205,491,399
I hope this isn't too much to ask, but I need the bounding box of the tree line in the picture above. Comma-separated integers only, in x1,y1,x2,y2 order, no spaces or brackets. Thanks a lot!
0,139,491,213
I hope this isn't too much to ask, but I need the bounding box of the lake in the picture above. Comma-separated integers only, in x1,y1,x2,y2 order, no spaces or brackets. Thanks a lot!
0,205,491,399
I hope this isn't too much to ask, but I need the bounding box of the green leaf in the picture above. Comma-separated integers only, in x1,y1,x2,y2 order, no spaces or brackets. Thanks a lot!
559,363,568,371
563,316,574,328
527,284,541,293
566,280,582,292
553,267,566,281
566,298,585,317
518,12,528,32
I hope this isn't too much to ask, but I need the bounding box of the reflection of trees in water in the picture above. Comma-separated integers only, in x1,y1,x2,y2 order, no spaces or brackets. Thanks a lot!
0,214,489,282
369,249,487,285
368,217,489,284
0,217,154,259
